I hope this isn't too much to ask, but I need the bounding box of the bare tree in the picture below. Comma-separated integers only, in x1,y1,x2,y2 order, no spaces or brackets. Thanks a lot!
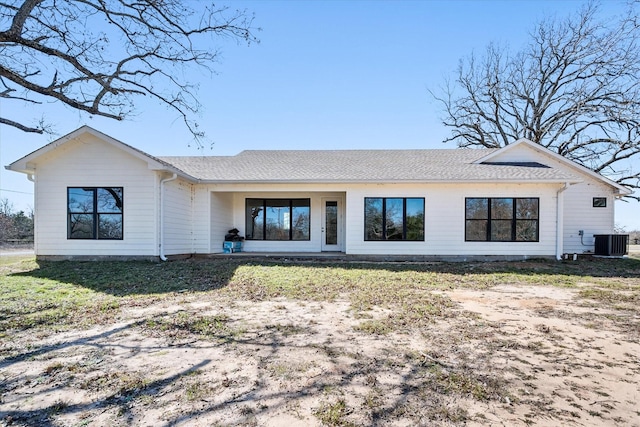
431,3,640,197
0,0,257,140
0,197,33,242
0,197,13,216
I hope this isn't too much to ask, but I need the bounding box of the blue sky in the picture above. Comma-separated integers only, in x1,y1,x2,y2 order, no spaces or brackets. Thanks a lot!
1,0,638,229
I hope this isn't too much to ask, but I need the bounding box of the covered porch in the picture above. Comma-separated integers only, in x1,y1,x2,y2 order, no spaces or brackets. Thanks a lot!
207,190,346,254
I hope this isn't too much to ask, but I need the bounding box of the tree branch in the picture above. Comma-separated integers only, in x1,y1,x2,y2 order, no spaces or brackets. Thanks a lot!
430,2,640,194
0,0,259,143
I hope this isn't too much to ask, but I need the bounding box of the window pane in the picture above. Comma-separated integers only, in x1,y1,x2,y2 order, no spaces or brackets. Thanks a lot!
68,187,125,240
364,198,383,240
516,220,538,241
246,199,310,241
491,199,513,219
265,199,290,240
467,197,538,242
69,213,94,239
465,220,487,241
466,198,487,219
406,198,424,240
292,199,310,241
68,188,94,213
325,201,338,245
516,198,538,219
491,220,512,240
385,198,403,240
98,214,123,239
98,188,123,213
593,197,606,207
246,199,264,240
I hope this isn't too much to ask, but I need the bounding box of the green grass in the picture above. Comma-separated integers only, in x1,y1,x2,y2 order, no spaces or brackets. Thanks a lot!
1,255,639,336
579,288,640,304
184,377,213,401
0,257,120,332
143,312,243,342
314,399,356,427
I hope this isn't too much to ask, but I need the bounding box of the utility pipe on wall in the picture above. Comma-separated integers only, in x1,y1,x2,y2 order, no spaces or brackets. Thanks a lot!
555,183,570,260
159,173,177,261
27,174,36,255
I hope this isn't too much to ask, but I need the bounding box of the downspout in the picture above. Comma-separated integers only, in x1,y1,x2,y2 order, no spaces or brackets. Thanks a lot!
159,173,178,261
27,174,35,255
556,183,569,260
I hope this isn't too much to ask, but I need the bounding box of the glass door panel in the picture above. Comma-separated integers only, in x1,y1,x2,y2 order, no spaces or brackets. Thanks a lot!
321,199,341,251
325,201,338,245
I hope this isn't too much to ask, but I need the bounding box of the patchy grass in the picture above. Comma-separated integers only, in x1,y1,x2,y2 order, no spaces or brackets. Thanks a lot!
1,254,639,426
184,377,213,402
0,258,121,334
0,254,34,267
2,256,639,337
143,312,243,343
353,319,393,335
82,371,151,397
314,398,356,427
579,288,640,304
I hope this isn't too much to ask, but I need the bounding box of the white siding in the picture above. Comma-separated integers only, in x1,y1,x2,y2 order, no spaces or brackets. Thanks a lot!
344,182,557,257
210,192,233,253
191,182,557,257
191,187,212,253
33,133,158,256
163,178,193,255
480,143,619,254
482,143,542,163
562,181,616,254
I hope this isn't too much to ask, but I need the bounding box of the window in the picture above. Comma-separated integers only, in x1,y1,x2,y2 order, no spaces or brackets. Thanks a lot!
364,197,424,241
593,197,607,207
465,197,538,242
245,199,310,240
68,187,123,239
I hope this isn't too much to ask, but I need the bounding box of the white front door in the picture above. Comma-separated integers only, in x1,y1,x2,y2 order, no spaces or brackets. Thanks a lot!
321,198,342,252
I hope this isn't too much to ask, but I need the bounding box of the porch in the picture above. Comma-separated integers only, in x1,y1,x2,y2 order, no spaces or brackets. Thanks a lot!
208,190,346,254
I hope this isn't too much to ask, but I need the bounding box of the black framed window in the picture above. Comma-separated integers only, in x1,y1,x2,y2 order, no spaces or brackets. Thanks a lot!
68,187,123,239
364,197,424,241
245,198,310,241
465,197,538,242
593,197,607,207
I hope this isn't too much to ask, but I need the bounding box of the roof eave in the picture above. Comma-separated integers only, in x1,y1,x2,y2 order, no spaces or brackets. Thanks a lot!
4,164,34,175
196,178,583,185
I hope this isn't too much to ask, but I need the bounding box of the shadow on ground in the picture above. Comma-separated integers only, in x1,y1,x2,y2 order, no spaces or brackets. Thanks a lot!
9,256,640,298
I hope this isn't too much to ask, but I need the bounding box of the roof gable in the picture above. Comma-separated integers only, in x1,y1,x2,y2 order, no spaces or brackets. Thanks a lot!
474,139,631,195
5,125,190,178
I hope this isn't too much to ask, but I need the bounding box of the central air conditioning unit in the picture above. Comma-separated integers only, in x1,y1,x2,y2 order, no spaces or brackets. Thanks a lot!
593,234,629,256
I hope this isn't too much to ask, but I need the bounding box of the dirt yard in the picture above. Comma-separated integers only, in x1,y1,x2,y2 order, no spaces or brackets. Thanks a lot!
1,258,639,426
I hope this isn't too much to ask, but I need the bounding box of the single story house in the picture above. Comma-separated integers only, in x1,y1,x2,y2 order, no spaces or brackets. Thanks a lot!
6,126,631,260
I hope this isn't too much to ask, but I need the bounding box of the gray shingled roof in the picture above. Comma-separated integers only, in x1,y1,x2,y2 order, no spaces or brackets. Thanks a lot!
158,149,579,183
